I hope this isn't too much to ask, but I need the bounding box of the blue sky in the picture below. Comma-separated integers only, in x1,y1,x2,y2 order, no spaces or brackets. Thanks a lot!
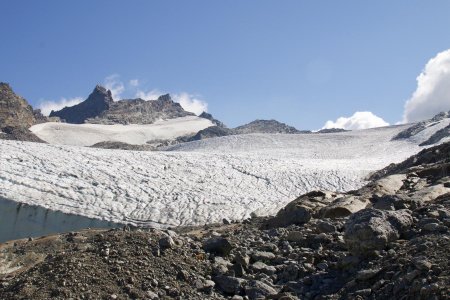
1,1,450,129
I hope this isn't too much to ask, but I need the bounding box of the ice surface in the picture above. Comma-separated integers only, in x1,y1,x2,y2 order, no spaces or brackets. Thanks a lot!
29,116,213,146
0,122,445,228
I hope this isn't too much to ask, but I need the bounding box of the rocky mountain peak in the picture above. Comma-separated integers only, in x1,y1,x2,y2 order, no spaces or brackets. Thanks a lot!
0,82,12,91
157,94,173,102
49,85,114,124
86,85,114,104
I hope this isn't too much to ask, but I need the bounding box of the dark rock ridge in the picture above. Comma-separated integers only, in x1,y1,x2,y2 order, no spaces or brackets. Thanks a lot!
369,141,450,181
1,141,449,298
420,123,450,146
316,128,348,134
167,119,306,145
234,119,304,134
393,111,450,141
0,82,46,142
50,85,194,125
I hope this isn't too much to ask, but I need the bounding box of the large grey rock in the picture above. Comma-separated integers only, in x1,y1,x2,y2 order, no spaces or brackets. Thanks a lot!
320,196,370,218
244,280,277,299
203,237,233,256
158,235,175,249
370,175,407,196
213,275,246,295
264,191,338,228
344,209,413,256
409,184,450,203
251,251,276,262
251,261,276,275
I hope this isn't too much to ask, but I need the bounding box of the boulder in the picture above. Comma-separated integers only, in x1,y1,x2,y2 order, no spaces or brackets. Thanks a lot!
158,235,175,249
244,280,277,299
213,275,246,295
344,209,413,256
203,237,233,256
264,191,338,228
320,196,370,218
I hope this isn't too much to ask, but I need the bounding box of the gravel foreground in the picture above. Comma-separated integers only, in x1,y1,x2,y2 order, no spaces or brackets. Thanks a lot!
1,143,450,300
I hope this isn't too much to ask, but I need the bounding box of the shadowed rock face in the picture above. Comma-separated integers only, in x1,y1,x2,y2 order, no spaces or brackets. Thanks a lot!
49,85,114,124
50,86,194,125
0,82,36,130
0,82,46,142
87,94,194,125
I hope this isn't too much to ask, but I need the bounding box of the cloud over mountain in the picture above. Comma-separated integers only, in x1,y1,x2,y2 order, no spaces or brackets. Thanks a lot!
402,49,450,123
39,97,84,116
322,111,389,130
104,74,125,101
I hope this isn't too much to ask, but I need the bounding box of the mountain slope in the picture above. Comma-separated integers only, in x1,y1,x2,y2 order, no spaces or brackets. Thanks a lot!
0,82,45,142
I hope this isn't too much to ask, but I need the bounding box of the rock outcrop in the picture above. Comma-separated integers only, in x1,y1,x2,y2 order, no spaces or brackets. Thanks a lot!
420,123,450,146
199,112,227,128
316,128,348,134
0,82,36,130
0,82,45,142
392,111,450,141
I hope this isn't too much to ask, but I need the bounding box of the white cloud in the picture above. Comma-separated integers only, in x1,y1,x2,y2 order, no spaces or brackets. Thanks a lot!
136,89,163,100
104,74,125,101
129,79,139,87
322,111,389,130
402,49,450,123
172,92,208,115
38,97,84,116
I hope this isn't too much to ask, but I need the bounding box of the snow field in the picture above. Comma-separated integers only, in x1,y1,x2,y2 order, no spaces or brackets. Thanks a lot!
29,116,213,146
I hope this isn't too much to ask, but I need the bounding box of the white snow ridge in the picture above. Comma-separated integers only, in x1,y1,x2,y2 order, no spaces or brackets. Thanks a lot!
2,122,442,230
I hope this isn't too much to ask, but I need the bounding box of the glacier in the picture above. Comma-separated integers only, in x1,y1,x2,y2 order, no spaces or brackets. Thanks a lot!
2,121,445,235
